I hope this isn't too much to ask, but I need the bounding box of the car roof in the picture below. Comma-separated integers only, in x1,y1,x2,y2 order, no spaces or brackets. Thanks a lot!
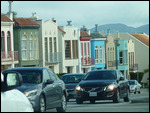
62,73,86,76
90,69,117,72
3,67,49,71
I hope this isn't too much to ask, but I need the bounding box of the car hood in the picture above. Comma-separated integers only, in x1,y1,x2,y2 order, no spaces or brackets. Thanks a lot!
65,83,78,90
17,83,42,93
79,80,116,87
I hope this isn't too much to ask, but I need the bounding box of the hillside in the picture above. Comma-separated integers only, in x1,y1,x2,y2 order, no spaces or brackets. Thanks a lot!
90,23,149,36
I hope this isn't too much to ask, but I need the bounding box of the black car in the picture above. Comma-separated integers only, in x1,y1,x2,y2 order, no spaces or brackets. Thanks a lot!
60,73,85,102
75,70,130,104
3,67,67,112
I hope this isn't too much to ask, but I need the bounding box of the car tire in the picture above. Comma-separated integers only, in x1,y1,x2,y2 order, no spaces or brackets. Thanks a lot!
138,91,141,94
39,95,46,112
90,100,95,104
76,98,83,104
113,89,120,103
134,89,137,94
56,95,67,112
124,89,130,102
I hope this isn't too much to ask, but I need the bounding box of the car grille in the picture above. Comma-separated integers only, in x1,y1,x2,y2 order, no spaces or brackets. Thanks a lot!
83,87,104,92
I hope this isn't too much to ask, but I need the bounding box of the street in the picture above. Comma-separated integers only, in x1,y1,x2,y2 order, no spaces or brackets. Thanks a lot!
46,88,149,112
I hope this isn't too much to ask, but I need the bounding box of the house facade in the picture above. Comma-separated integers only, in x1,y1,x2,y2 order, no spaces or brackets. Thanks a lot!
114,34,129,79
105,34,116,70
58,21,80,73
111,33,149,73
31,13,61,73
13,17,40,67
90,24,106,70
80,26,94,73
1,14,18,71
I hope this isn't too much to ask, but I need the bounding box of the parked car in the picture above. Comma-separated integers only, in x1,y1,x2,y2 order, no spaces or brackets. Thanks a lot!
1,72,33,112
75,70,130,104
128,80,142,94
60,73,85,101
3,67,67,112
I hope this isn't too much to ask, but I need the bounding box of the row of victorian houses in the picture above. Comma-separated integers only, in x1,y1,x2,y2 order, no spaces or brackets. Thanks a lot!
1,2,149,80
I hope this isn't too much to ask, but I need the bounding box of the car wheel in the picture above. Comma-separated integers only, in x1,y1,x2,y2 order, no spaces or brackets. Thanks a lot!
39,95,46,112
124,89,130,102
134,89,137,94
138,91,141,94
56,95,67,112
90,100,95,104
76,98,83,104
113,89,120,103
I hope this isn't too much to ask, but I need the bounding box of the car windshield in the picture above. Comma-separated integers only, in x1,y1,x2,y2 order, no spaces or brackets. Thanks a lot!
128,81,135,85
83,71,117,80
11,70,42,84
61,75,84,84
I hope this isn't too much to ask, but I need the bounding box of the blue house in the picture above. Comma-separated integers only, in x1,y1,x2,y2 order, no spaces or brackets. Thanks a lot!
90,24,106,70
115,37,129,79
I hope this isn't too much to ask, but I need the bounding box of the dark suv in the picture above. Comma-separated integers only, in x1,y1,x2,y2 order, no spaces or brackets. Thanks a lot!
75,70,130,104
3,67,67,112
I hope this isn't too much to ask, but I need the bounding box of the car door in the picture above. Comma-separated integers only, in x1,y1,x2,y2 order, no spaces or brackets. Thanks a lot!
43,69,56,108
117,71,125,96
47,69,63,102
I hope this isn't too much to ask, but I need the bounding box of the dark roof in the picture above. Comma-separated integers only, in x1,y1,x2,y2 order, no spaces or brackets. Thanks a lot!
130,33,149,47
90,32,106,38
1,14,13,22
62,73,86,76
13,18,40,26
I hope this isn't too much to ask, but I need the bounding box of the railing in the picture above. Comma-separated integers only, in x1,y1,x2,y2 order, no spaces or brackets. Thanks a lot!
108,61,116,67
129,64,138,71
1,51,18,62
81,57,95,66
116,60,128,66
45,52,62,65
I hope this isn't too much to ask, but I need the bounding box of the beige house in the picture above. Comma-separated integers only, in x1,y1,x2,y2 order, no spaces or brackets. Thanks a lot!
105,35,116,70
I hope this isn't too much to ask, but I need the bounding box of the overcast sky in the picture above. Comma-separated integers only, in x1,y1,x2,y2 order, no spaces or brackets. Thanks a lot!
1,1,149,29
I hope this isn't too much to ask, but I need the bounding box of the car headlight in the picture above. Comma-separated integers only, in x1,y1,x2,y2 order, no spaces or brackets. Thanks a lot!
104,84,116,91
25,89,38,97
75,85,83,91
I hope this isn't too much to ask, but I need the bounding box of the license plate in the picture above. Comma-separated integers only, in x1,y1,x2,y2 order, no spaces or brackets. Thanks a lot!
89,92,97,97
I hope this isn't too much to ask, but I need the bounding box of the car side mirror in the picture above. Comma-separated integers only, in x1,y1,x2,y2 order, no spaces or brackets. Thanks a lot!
119,77,125,81
1,72,23,92
46,79,54,84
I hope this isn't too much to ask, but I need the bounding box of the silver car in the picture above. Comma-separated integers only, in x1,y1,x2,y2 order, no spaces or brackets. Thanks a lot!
128,80,142,94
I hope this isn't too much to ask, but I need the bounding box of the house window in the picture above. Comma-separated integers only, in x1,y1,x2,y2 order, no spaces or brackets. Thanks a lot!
119,51,123,65
95,46,99,64
72,40,78,59
1,31,5,52
45,38,48,62
124,50,128,64
7,31,11,51
100,46,103,64
34,34,38,59
22,35,27,60
49,37,52,52
54,37,57,52
65,40,71,59
29,35,33,59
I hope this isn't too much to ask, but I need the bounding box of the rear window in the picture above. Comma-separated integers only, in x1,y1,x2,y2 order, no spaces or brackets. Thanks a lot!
83,71,117,80
10,70,42,84
61,75,84,84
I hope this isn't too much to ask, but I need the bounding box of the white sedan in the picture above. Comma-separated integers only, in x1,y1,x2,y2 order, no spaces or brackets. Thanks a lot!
128,80,142,94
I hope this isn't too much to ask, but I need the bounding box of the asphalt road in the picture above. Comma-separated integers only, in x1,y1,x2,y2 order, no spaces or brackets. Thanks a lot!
46,88,149,112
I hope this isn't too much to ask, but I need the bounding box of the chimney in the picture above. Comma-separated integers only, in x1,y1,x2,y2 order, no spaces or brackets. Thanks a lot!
117,31,120,39
52,17,56,23
106,29,110,36
31,12,38,20
95,24,98,32
8,1,13,20
67,21,72,26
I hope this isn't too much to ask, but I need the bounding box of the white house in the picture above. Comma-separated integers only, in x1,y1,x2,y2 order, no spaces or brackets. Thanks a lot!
58,21,81,73
1,2,18,71
31,13,60,73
